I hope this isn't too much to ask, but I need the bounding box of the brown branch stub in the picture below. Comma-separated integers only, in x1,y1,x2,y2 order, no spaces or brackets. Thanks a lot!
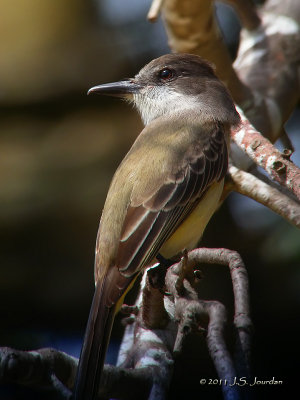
173,299,208,354
228,164,300,227
281,148,294,160
147,0,164,22
174,249,200,294
232,113,300,200
141,264,169,329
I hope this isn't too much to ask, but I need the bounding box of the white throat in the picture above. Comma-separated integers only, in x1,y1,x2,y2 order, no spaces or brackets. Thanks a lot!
133,86,200,125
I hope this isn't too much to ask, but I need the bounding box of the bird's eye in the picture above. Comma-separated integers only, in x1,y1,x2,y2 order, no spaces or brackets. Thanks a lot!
159,68,174,81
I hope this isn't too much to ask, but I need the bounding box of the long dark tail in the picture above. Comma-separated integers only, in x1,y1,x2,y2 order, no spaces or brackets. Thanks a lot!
74,268,133,400
73,277,116,400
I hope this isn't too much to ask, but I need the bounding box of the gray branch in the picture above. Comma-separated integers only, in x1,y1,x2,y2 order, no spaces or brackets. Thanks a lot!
0,248,251,400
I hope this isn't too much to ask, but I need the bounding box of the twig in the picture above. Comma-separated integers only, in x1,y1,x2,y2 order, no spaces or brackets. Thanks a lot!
172,299,208,354
0,346,162,400
228,164,300,227
185,248,252,377
141,265,169,329
0,347,76,398
117,269,175,400
117,324,174,400
249,165,299,203
147,0,164,22
232,111,300,200
205,301,241,400
1,247,250,399
175,249,199,294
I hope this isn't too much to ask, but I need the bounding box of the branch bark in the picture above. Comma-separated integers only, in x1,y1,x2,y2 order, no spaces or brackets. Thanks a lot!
231,111,300,200
183,248,252,378
233,0,300,141
160,0,300,142
159,0,300,209
228,164,300,227
0,347,75,399
0,249,251,400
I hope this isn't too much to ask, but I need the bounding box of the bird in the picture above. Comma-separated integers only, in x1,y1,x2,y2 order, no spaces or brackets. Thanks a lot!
74,53,240,400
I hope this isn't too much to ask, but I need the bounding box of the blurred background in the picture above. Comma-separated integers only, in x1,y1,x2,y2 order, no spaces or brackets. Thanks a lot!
0,0,299,399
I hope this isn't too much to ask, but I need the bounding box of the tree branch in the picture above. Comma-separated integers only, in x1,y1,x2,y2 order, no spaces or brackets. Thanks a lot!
182,248,252,378
0,347,156,400
161,0,300,144
0,248,251,400
205,301,240,400
232,111,300,200
228,164,300,227
0,347,75,399
233,0,300,141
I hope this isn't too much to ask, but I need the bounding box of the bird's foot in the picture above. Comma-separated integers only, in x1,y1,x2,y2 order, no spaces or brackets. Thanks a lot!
147,253,175,294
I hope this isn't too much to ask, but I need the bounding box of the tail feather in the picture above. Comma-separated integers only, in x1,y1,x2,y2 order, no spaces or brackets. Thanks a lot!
74,279,115,400
74,267,133,400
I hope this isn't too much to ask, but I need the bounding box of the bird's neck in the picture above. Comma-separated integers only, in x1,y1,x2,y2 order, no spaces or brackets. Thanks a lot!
133,89,205,126
132,87,239,128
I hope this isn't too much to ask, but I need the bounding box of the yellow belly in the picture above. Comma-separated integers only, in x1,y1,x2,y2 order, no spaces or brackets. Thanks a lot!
159,180,224,258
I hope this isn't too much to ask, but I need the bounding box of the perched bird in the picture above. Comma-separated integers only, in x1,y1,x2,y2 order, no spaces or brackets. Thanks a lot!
74,53,240,399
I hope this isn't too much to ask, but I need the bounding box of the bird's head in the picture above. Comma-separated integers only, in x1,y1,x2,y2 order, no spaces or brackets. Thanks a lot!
88,53,240,126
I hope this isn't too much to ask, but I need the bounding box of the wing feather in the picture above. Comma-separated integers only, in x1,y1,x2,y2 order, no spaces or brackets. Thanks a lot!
116,123,228,277
96,121,228,289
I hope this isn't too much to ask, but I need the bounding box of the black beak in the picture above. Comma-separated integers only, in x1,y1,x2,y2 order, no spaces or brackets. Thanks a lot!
87,80,142,97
